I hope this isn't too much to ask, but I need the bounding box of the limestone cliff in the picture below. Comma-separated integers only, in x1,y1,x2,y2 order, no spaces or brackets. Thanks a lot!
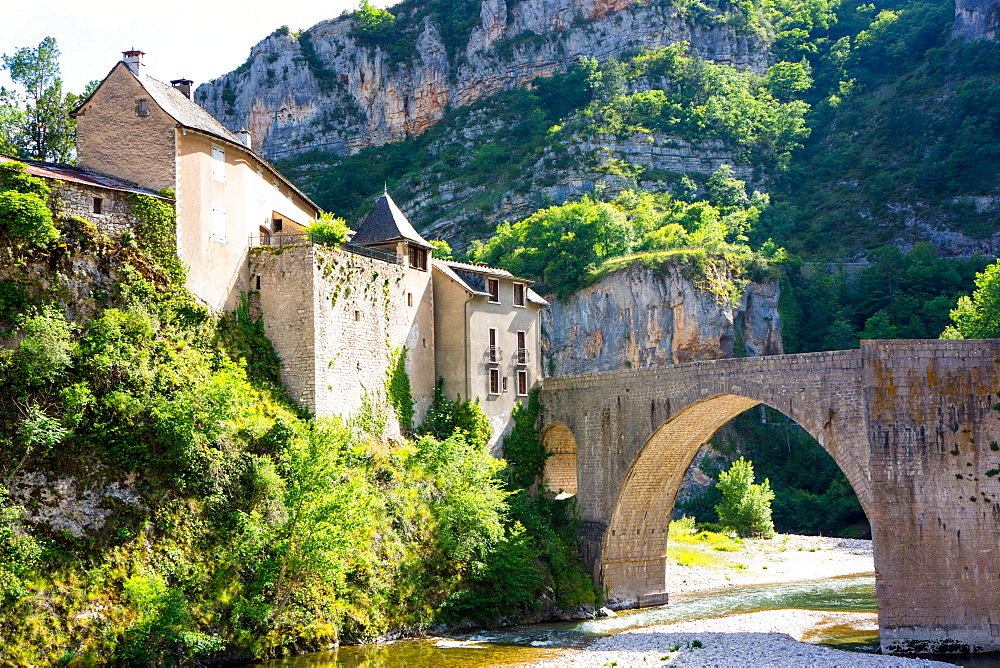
196,0,767,160
541,263,781,377
953,0,1000,40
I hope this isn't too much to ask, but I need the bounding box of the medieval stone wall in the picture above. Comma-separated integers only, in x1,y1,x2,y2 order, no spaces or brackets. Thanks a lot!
250,243,434,436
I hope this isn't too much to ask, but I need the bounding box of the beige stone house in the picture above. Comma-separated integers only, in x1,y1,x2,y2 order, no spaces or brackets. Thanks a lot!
71,50,319,311
432,259,547,450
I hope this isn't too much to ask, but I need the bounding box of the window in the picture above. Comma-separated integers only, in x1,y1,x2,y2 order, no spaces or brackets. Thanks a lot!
273,217,283,232
502,377,508,393
513,282,525,307
255,275,261,290
488,327,498,362
212,146,226,182
409,246,428,271
407,292,413,307
489,368,500,395
93,197,103,214
135,99,148,116
354,310,361,321
517,370,528,396
487,278,500,303
211,206,226,242
516,330,526,365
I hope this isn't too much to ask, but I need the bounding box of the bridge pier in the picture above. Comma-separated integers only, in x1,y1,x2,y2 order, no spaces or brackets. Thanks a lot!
541,340,1000,655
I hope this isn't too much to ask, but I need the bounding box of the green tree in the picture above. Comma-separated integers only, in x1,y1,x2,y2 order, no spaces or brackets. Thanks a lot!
429,239,454,260
763,60,813,101
1,37,77,162
353,0,396,40
715,457,776,538
471,197,633,298
942,260,1000,339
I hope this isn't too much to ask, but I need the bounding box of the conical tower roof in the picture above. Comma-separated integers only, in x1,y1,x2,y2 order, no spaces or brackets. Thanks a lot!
351,191,434,249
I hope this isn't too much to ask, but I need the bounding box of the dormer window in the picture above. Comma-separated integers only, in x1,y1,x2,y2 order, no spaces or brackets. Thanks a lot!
135,98,149,116
409,245,428,271
513,282,525,307
487,278,500,303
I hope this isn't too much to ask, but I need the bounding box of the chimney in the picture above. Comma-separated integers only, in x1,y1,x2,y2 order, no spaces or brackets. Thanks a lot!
170,78,193,98
122,49,145,78
234,129,251,150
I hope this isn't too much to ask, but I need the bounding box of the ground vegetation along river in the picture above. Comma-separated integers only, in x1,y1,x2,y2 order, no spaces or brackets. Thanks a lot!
267,534,990,667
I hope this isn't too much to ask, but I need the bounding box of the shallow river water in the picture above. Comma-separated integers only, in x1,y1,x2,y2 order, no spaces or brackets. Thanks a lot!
264,574,999,667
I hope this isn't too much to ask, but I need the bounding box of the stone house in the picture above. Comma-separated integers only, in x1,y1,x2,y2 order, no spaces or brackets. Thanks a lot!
0,155,168,237
431,259,547,451
71,50,320,311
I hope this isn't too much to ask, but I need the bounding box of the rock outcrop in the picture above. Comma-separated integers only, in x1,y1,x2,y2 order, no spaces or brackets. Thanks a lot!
196,0,768,160
541,263,781,377
953,0,1000,40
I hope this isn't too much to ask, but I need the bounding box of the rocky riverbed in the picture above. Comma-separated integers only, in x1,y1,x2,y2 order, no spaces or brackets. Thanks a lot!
534,535,955,667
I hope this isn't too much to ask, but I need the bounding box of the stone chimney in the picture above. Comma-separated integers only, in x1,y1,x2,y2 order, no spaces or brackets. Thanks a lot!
234,129,251,150
122,49,145,78
170,78,193,98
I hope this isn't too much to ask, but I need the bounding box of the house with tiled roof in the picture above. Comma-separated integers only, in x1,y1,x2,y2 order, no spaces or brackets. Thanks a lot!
0,155,169,238
71,50,319,310
431,258,547,451
18,48,547,446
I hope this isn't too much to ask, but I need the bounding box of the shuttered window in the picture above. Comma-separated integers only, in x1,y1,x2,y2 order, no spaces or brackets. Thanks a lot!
517,370,528,396
212,146,226,182
513,282,525,307
211,206,226,242
489,368,500,395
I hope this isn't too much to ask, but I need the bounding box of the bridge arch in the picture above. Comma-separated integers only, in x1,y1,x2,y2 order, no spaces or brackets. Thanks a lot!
600,387,875,608
541,422,578,497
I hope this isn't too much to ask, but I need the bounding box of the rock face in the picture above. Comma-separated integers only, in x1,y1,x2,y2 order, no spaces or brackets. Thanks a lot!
541,263,782,377
953,0,1000,40
416,132,754,247
196,0,768,160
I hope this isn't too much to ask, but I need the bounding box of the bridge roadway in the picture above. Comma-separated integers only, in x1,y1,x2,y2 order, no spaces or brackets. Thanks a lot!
537,339,1000,655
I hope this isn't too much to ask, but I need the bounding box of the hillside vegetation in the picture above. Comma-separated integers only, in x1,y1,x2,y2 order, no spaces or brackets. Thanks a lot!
0,162,594,664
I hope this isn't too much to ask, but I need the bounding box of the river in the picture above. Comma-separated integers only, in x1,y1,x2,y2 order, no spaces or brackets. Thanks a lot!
266,573,924,667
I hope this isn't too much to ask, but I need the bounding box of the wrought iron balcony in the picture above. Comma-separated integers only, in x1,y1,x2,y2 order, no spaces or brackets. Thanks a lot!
514,348,529,365
486,346,503,363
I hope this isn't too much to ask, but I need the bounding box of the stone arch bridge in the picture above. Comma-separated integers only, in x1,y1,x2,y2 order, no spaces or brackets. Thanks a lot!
537,340,1000,655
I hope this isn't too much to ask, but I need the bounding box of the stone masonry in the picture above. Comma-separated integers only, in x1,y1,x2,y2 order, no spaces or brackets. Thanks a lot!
53,182,138,237
250,243,435,436
538,339,1000,655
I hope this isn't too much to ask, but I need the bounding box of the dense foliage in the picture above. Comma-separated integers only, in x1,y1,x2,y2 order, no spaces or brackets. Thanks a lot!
471,182,781,299
780,244,992,353
942,259,1000,339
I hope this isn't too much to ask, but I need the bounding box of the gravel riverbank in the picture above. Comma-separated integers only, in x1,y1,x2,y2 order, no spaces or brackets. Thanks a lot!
533,535,957,667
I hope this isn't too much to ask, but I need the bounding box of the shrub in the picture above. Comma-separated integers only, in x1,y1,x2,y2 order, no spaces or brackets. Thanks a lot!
420,378,491,449
715,457,776,538
13,306,74,386
0,490,41,601
0,190,57,244
307,213,351,246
